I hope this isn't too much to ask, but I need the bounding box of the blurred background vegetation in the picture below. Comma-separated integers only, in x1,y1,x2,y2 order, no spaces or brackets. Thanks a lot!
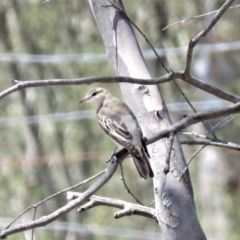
0,0,239,239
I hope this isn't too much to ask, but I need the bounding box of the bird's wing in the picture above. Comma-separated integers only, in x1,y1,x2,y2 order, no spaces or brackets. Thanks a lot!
97,108,133,143
122,103,150,158
97,108,140,156
98,106,153,179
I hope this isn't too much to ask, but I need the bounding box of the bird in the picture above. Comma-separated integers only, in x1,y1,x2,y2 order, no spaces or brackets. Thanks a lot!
79,87,154,179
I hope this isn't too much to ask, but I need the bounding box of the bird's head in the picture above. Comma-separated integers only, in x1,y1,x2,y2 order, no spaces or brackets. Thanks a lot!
79,87,110,107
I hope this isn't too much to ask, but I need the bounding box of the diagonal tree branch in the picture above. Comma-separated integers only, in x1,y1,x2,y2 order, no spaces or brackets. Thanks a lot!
185,0,235,75
162,3,240,31
172,80,216,136
0,149,128,239
119,163,144,205
179,74,240,103
3,169,106,230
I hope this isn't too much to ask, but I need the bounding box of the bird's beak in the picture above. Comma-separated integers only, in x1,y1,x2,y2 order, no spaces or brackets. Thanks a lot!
79,96,90,104
79,98,86,104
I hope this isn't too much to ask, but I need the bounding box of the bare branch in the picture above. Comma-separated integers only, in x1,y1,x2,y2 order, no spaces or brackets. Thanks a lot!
119,163,144,205
181,140,240,151
213,114,237,130
162,4,240,31
0,73,175,100
147,102,240,144
148,200,155,207
178,74,240,103
178,131,213,140
31,208,37,240
180,137,240,180
187,145,207,166
185,0,235,74
1,71,239,105
173,80,215,136
3,169,106,230
180,145,207,179
0,149,128,239
67,192,156,220
179,130,240,151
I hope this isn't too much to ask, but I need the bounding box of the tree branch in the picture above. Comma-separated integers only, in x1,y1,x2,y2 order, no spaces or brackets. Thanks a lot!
0,73,175,100
162,3,240,31
67,192,156,220
184,0,235,74
119,163,144,205
0,149,128,239
179,128,240,151
181,140,240,151
179,74,240,103
147,102,240,144
179,131,213,140
3,169,106,230
1,71,239,105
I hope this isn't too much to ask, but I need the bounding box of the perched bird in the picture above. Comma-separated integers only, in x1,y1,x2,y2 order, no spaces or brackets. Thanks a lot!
79,87,154,179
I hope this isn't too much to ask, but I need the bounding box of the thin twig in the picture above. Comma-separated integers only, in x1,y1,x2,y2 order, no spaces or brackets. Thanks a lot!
201,114,237,141
162,4,240,31
213,114,237,130
185,0,235,75
179,129,240,151
119,163,144,205
173,80,216,137
202,114,237,137
180,145,206,179
187,145,207,166
181,140,240,151
3,169,106,230
31,208,37,240
148,200,155,207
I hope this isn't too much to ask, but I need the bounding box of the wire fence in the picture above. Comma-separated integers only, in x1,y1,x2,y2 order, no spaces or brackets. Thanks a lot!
0,41,239,64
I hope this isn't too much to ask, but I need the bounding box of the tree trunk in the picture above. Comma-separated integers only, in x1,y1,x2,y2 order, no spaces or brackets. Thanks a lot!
88,0,206,239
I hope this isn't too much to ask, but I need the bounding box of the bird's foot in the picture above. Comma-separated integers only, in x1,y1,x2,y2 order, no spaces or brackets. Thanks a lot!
142,136,148,143
106,145,118,163
106,153,117,163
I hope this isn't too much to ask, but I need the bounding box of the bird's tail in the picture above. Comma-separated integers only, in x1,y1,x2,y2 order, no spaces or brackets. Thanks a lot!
131,150,154,179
